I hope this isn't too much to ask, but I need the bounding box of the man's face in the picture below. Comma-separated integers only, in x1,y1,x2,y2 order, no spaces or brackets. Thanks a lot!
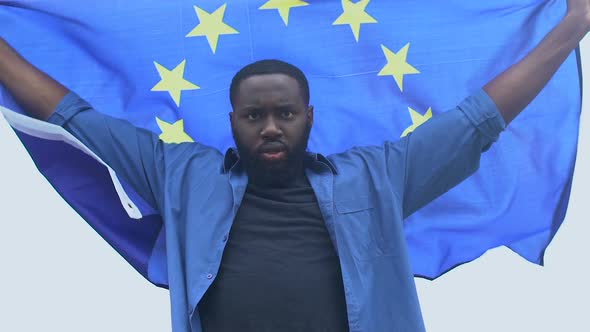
230,73,313,184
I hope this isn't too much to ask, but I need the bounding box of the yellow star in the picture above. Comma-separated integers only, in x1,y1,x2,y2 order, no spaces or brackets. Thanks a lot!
156,117,194,144
332,0,377,42
259,0,309,26
151,60,200,107
186,4,239,54
378,43,420,91
401,107,433,137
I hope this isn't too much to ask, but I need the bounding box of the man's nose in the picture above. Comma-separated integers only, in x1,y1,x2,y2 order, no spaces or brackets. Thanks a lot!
260,117,283,139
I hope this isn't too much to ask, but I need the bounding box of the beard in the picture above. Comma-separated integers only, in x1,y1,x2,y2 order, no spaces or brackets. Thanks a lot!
233,125,311,187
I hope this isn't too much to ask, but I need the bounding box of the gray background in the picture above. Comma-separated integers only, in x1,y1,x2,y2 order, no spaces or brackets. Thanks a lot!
0,36,587,332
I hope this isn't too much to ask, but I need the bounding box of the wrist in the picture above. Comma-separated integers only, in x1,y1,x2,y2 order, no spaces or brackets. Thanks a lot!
564,11,590,36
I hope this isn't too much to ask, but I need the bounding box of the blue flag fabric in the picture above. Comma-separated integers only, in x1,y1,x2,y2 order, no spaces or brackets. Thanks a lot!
0,0,581,284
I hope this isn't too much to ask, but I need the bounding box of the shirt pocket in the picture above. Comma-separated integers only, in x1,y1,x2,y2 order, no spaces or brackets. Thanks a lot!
335,196,395,260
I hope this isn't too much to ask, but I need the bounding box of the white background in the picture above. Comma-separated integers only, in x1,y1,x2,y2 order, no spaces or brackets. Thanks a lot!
0,36,588,332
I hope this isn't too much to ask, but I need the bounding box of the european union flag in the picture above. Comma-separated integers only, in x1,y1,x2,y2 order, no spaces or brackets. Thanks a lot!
0,0,581,284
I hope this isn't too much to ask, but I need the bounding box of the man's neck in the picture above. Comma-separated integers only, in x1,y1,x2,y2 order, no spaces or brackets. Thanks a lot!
247,165,307,188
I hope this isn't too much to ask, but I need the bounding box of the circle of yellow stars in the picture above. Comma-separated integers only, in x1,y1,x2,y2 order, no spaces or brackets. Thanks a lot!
150,0,431,143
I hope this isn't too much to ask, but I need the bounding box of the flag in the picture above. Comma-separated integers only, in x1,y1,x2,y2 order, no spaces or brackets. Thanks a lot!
0,0,581,284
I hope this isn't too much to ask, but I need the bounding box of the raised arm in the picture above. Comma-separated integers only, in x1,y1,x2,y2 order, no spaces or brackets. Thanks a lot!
0,37,170,210
0,37,67,120
484,0,590,124
398,1,589,217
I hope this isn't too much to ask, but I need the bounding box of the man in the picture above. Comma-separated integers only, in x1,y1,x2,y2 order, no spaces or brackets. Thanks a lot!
0,1,588,331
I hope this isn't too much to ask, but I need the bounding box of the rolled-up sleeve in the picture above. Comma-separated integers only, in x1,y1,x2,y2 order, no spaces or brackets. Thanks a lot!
47,91,167,210
457,89,506,150
395,89,505,218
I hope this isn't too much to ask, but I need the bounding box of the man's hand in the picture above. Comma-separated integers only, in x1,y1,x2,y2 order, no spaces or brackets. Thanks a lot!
483,1,589,124
0,37,69,121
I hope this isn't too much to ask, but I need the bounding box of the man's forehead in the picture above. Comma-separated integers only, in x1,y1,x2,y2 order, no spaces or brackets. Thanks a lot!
239,73,299,90
235,74,303,104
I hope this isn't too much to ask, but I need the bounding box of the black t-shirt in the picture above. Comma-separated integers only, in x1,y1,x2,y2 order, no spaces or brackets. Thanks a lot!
198,174,350,332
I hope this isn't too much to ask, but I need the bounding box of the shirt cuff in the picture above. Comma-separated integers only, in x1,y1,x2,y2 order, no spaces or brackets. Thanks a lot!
47,91,93,126
457,89,506,143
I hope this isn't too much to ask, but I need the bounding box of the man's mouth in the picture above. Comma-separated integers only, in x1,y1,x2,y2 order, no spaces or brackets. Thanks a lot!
258,142,288,162
260,151,287,161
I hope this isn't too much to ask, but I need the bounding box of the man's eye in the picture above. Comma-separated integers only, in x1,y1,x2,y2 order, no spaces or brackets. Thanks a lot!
247,112,260,120
281,110,293,119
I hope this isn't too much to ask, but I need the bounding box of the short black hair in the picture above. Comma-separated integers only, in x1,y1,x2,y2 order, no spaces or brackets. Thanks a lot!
229,59,310,107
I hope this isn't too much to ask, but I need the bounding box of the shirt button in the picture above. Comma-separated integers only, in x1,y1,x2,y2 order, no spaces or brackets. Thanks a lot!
206,273,213,279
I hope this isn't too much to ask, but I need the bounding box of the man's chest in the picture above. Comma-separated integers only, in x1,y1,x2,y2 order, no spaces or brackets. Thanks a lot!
197,181,350,331
221,181,338,272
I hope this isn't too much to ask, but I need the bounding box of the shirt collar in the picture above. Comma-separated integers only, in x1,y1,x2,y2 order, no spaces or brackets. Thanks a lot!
221,148,338,174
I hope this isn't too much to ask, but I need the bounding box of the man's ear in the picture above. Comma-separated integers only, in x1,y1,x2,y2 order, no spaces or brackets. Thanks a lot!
307,105,314,126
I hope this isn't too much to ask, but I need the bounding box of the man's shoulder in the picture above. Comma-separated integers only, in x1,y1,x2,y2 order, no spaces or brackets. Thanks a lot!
162,142,225,174
321,141,405,161
310,142,404,174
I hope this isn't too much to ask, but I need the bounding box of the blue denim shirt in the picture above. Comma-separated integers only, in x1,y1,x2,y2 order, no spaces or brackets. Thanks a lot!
48,90,504,332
